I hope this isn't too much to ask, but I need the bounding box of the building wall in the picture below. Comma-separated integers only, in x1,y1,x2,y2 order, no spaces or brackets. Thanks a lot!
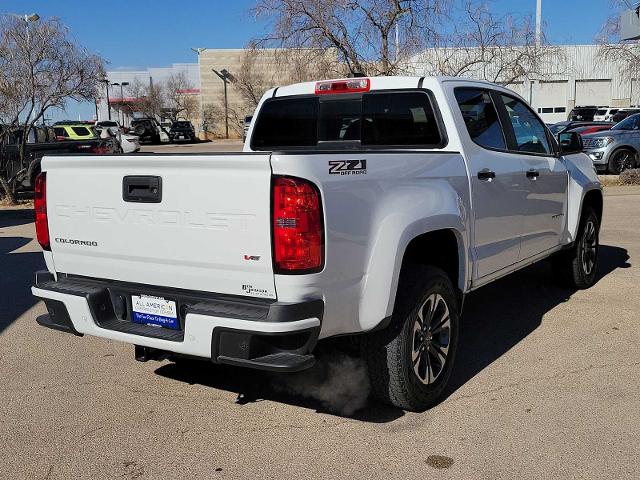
97,63,200,126
197,49,302,138
409,45,638,123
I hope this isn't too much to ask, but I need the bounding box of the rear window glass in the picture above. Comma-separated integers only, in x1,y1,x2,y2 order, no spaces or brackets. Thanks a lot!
172,121,192,129
251,91,442,149
54,127,68,137
362,92,442,146
252,97,318,148
71,126,91,136
454,88,506,150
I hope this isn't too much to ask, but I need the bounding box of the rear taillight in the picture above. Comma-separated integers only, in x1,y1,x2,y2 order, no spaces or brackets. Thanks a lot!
34,172,50,250
90,145,109,154
272,177,324,273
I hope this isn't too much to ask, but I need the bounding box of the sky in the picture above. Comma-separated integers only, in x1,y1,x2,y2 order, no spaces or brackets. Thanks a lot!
4,0,617,121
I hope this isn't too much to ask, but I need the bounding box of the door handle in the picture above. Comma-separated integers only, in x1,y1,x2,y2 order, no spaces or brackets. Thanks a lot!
526,169,540,180
122,176,162,203
477,169,496,181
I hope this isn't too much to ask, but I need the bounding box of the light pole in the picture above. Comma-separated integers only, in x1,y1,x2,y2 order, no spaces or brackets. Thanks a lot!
121,82,129,126
111,83,120,124
535,0,542,48
191,47,206,138
101,79,111,120
212,68,232,139
111,82,129,126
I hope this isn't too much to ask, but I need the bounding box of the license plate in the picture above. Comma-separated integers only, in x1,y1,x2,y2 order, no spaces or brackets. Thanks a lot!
179,135,184,139
131,295,179,330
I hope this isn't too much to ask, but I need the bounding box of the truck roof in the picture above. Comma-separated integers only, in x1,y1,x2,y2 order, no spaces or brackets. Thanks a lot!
272,76,520,99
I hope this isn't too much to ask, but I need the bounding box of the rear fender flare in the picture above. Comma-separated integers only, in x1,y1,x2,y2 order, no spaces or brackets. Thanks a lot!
357,184,469,332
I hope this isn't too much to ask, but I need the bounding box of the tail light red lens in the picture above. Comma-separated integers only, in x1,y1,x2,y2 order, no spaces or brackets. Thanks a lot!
272,177,324,273
34,172,50,250
90,145,109,155
315,78,370,95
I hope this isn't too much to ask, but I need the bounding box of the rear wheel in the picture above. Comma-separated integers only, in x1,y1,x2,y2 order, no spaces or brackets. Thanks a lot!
362,266,459,411
608,148,636,175
552,207,599,289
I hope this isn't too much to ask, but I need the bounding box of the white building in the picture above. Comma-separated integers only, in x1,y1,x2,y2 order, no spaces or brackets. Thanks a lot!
410,44,637,123
97,63,200,126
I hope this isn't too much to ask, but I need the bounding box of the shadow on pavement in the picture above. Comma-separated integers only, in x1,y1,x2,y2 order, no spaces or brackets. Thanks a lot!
155,354,405,423
442,244,630,402
0,216,35,229
0,235,45,334
156,245,629,421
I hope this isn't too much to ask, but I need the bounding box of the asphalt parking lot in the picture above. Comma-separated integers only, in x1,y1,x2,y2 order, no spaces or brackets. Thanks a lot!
1,187,639,479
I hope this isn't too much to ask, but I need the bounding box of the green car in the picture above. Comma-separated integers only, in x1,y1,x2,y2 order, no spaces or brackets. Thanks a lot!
53,124,98,141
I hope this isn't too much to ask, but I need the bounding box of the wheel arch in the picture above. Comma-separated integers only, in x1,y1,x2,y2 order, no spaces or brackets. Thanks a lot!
582,188,604,225
359,224,468,333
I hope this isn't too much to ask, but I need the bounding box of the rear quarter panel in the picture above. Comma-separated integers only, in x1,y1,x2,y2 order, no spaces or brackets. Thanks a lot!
271,151,471,338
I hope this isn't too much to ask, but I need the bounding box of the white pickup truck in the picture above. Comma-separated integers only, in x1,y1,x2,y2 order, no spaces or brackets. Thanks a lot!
32,76,602,411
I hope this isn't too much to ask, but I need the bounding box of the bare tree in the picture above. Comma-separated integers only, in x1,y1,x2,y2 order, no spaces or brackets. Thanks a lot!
597,1,640,85
125,78,164,119
253,0,446,76
164,72,198,121
414,1,563,85
0,15,104,203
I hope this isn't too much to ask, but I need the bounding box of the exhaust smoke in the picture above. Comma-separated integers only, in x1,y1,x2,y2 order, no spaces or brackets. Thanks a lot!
272,352,371,416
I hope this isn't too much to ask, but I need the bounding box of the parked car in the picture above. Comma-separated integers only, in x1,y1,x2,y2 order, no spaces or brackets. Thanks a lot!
0,125,111,196
94,121,141,154
548,121,612,136
243,115,253,142
567,106,599,121
582,113,640,174
118,133,141,153
169,121,196,142
32,76,603,412
568,124,613,136
95,120,121,130
53,124,98,141
593,107,619,122
130,118,169,144
610,108,640,123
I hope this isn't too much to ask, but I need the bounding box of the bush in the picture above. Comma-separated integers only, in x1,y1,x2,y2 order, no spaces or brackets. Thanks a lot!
619,169,640,185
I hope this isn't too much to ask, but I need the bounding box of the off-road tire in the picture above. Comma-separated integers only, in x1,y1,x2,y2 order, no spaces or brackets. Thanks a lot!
133,125,146,137
362,266,459,411
552,207,600,289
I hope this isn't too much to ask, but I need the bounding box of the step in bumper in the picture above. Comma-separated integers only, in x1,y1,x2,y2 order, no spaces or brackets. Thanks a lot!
32,271,322,371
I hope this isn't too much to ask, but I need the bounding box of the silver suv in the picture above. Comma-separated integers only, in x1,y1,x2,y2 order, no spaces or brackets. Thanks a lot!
583,113,640,174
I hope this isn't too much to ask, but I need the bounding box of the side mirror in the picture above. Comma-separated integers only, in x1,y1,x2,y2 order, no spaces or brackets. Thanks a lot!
557,131,583,155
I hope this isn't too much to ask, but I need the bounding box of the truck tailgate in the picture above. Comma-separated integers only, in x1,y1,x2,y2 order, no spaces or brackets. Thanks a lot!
43,154,277,299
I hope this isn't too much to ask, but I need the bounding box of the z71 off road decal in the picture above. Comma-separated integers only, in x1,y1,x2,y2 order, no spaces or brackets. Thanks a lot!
328,160,367,175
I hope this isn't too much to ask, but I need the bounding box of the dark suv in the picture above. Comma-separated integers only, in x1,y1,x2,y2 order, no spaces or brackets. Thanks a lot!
169,121,196,142
567,106,598,122
130,118,162,143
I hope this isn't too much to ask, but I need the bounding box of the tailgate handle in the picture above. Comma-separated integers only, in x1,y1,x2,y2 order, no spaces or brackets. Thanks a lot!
122,176,162,203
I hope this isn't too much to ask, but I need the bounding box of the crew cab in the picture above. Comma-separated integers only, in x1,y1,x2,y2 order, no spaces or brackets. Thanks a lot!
32,77,602,411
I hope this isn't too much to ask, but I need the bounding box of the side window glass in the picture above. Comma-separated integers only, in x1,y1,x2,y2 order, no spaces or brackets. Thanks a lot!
500,95,551,154
454,88,506,150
